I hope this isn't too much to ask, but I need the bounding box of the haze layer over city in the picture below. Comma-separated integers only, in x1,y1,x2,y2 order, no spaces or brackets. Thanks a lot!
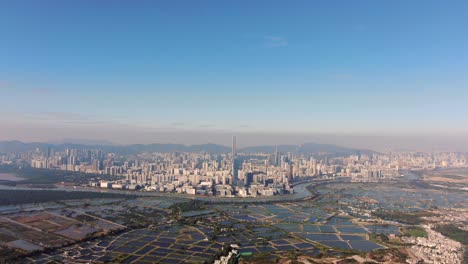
1,1,467,264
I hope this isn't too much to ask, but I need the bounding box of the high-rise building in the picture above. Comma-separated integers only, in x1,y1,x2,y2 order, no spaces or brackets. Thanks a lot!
94,159,101,171
46,146,52,158
232,158,239,185
232,136,236,158
232,136,238,185
288,162,294,182
275,146,280,166
244,172,253,186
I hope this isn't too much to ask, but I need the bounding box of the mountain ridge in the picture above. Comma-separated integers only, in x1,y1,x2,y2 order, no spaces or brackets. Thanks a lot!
0,140,377,156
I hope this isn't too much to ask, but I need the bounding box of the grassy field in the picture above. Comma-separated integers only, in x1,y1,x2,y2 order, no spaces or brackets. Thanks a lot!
0,165,123,186
372,210,433,225
401,226,428,238
0,189,136,205
434,224,468,245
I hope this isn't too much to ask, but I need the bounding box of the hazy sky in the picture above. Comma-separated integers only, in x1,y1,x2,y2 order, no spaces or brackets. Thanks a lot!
1,1,468,150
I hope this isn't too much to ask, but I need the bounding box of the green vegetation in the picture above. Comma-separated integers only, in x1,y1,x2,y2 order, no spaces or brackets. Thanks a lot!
169,199,205,212
0,189,137,205
369,233,388,243
110,207,165,228
434,224,468,245
369,233,410,247
368,248,408,263
239,252,278,264
402,226,428,238
0,165,123,186
372,210,433,225
286,249,299,260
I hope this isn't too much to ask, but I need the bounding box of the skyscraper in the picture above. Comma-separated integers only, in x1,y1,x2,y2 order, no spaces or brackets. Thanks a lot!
232,136,238,185
288,162,294,183
232,136,236,158
275,146,280,166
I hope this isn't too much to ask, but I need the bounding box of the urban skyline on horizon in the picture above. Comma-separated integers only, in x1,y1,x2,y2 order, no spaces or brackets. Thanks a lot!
1,2,468,263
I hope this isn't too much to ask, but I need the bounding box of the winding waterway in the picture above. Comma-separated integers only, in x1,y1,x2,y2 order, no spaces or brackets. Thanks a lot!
0,179,318,204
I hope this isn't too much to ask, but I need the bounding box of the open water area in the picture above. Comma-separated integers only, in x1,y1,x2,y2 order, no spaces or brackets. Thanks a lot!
2,172,466,263
315,173,468,213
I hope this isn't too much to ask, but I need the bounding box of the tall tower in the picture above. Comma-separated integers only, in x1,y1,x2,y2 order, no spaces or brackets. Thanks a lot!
275,146,280,166
232,136,236,158
232,136,238,185
288,162,294,182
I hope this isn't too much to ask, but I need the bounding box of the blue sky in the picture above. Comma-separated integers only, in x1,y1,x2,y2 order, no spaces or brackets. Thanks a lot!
1,1,468,146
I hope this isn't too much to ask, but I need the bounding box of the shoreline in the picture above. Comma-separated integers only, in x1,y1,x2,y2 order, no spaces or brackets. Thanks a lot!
0,180,319,204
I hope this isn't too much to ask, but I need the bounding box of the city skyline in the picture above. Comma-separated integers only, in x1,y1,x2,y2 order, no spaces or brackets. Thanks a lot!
1,1,468,147
1,2,467,263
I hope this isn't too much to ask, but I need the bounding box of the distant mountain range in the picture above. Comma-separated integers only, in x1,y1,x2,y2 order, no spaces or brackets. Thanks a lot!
242,143,376,156
47,138,115,146
0,140,377,156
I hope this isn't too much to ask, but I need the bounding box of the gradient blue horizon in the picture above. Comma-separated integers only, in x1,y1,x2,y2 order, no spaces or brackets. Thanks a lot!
1,0,468,135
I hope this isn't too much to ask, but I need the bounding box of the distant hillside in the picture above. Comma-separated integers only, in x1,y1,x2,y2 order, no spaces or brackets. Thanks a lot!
0,141,230,155
298,142,376,155
0,141,376,156
241,142,376,156
102,143,231,154
48,138,115,146
0,141,52,153
240,145,299,153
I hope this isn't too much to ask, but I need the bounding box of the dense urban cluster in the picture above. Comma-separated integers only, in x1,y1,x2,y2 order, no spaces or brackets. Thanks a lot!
1,138,467,198
403,225,464,264
1,140,467,263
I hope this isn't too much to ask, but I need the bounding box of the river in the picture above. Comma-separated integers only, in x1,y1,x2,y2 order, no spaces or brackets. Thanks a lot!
0,180,318,204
